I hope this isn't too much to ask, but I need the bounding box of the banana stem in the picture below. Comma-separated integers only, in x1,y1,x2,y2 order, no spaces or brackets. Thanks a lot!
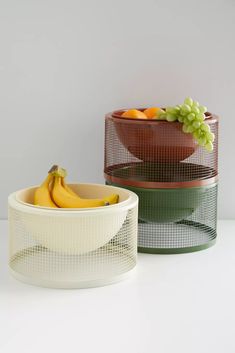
48,165,59,174
48,165,67,178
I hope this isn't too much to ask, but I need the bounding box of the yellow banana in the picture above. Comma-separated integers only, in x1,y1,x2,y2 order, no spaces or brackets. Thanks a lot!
48,165,74,195
104,193,119,205
61,178,80,197
34,174,58,208
52,176,118,208
49,165,80,198
62,178,118,205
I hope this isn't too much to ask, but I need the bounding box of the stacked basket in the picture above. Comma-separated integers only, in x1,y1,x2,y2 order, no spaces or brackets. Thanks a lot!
104,109,218,254
8,184,138,288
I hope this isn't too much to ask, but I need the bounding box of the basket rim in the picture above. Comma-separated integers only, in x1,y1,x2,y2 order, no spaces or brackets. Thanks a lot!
107,109,219,124
8,183,138,215
105,172,218,189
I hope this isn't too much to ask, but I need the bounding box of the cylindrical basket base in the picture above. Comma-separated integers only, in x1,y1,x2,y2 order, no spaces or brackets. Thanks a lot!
138,221,216,254
9,245,136,289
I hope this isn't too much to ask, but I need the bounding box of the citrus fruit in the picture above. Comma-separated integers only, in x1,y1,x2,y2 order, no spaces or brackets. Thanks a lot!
143,107,163,119
121,109,147,119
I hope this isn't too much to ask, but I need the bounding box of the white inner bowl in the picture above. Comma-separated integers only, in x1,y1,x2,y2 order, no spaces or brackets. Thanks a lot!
9,184,137,255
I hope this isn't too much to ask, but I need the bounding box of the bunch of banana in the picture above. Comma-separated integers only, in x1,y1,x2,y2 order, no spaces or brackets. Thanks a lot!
34,165,119,208
34,172,58,208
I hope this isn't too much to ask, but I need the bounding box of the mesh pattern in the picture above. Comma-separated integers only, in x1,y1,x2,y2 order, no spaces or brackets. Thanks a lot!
104,113,218,185
104,110,218,253
137,184,217,251
9,205,138,288
106,183,217,252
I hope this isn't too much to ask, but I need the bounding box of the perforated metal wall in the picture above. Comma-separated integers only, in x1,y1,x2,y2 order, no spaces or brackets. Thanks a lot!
9,199,138,288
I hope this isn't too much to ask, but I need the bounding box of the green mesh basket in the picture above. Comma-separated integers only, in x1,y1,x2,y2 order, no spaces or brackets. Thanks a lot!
106,181,217,253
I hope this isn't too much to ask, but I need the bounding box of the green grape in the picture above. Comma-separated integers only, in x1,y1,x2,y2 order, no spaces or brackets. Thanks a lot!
187,125,195,133
193,121,201,129
182,124,190,133
166,114,177,122
207,132,215,142
166,107,176,114
188,113,195,121
193,130,200,139
200,124,210,133
180,109,188,116
178,115,184,123
181,104,191,113
195,114,204,121
205,141,213,152
192,106,200,114
184,97,193,106
183,116,190,125
199,105,207,113
195,118,204,124
157,111,165,120
198,137,207,146
199,127,205,134
164,97,214,152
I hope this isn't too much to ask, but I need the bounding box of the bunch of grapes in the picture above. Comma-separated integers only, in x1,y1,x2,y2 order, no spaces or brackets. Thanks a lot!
160,97,215,152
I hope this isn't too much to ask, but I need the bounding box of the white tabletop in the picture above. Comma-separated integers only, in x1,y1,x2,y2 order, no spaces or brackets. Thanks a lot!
1,220,235,353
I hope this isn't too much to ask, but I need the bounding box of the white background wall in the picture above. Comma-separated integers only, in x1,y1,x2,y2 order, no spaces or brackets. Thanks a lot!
0,0,234,219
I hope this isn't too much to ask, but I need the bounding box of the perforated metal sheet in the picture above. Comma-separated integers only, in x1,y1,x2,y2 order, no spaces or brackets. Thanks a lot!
9,205,138,288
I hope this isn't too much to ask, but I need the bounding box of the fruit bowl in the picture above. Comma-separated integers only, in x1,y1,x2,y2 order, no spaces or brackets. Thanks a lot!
109,110,214,163
9,183,138,255
105,162,217,223
108,182,215,223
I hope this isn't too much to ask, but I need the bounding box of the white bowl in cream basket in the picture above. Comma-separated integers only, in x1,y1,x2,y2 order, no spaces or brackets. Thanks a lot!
8,183,138,255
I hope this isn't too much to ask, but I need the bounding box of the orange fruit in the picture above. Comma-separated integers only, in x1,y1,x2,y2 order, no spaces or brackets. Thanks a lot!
143,107,163,119
122,109,147,119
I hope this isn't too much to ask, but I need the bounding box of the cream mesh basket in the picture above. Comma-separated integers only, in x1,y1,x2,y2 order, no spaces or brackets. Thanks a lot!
8,184,138,289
